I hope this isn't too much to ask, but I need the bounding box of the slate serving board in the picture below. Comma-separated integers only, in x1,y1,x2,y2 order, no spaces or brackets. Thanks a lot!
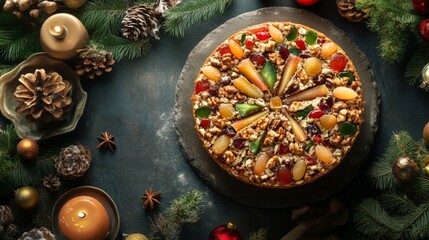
175,7,379,208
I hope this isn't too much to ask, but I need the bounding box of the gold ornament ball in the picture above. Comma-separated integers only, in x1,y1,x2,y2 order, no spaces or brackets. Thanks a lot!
423,121,429,146
15,186,39,210
392,156,420,182
17,138,39,161
63,0,86,9
123,233,149,240
424,165,429,176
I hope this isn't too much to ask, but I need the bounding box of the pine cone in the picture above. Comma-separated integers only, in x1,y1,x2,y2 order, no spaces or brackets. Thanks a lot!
0,206,13,227
121,4,160,41
3,0,58,20
5,224,17,237
336,0,369,22
14,69,72,123
42,175,61,191
75,47,115,80
154,0,182,16
18,227,55,240
55,145,92,178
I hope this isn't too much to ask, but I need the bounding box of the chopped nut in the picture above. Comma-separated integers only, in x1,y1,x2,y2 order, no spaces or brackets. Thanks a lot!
266,156,279,169
330,134,343,147
289,142,304,155
277,127,286,141
224,150,235,164
332,101,348,112
265,40,276,52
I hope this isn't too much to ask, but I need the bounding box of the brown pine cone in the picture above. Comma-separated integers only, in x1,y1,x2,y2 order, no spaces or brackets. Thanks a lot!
75,47,115,80
14,69,72,123
336,0,369,22
42,175,61,191
55,145,92,178
121,4,160,41
0,205,13,227
18,227,55,240
3,0,58,20
5,224,18,237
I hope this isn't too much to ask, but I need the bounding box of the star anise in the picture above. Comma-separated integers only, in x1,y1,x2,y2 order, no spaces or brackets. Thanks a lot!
141,187,161,209
97,132,116,152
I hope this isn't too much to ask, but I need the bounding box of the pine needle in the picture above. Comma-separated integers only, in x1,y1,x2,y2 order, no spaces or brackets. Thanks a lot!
0,27,40,62
405,45,429,86
93,36,151,61
248,227,268,240
378,192,416,214
163,0,232,37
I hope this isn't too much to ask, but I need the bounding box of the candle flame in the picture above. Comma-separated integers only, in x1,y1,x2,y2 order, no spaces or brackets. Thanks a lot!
78,212,86,218
54,25,62,33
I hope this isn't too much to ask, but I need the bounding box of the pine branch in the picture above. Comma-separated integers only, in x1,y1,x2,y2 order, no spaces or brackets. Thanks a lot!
0,26,40,62
354,199,403,239
356,0,421,62
404,204,429,239
94,36,151,61
0,10,19,26
163,0,232,37
248,227,268,240
378,192,416,214
79,0,128,37
405,44,429,86
0,64,16,76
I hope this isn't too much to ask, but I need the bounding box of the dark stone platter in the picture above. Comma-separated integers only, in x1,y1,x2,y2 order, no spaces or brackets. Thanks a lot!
175,7,379,208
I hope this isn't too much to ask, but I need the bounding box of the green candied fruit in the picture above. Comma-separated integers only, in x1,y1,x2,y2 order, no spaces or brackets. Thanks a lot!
338,121,357,136
261,61,277,91
240,33,246,45
195,107,211,118
296,105,314,119
305,31,318,45
339,72,355,85
286,26,298,41
249,132,266,154
289,47,301,56
235,103,263,117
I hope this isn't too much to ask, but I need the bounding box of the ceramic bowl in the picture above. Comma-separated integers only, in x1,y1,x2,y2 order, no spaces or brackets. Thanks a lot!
0,53,87,141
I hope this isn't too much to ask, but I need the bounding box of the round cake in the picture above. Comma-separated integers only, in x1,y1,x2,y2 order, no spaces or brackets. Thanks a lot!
191,22,364,188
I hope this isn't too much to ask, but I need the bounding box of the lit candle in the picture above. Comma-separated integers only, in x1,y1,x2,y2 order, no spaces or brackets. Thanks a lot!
58,195,110,240
49,22,67,39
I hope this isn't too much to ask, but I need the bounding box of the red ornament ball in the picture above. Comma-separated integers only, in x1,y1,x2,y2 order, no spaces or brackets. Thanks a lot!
419,18,429,42
413,0,429,15
295,0,320,6
209,223,241,240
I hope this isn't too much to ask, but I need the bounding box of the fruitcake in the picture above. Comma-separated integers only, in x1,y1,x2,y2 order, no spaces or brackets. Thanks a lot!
191,22,364,188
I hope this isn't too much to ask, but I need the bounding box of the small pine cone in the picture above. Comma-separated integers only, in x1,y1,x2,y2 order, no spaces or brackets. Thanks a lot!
14,69,72,123
154,0,182,16
5,224,18,237
121,4,160,41
75,47,115,80
18,227,55,240
0,205,13,227
336,0,369,22
55,145,92,178
42,175,61,191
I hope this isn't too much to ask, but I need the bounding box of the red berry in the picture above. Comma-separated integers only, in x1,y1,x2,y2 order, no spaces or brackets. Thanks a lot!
249,53,266,65
256,31,270,41
232,137,246,149
244,38,254,49
329,54,348,72
295,0,320,6
222,126,237,137
313,135,323,143
305,155,317,165
279,143,289,154
419,18,429,42
413,0,429,15
277,166,293,185
317,37,325,45
194,80,210,94
295,39,306,50
279,45,289,60
248,25,268,34
219,44,232,55
318,103,330,113
309,109,324,118
200,119,211,129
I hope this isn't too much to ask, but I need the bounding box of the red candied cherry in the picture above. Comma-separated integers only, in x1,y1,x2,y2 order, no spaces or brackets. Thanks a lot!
330,54,348,72
200,119,211,129
309,109,324,118
295,39,306,50
194,80,210,94
305,155,317,165
313,135,323,143
249,53,266,65
256,31,270,41
277,166,293,185
245,38,254,49
279,143,289,154
219,44,232,55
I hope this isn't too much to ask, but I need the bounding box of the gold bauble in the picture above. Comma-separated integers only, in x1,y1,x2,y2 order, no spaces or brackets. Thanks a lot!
63,0,86,9
17,138,39,161
423,122,429,146
123,233,149,240
424,165,429,176
15,186,39,210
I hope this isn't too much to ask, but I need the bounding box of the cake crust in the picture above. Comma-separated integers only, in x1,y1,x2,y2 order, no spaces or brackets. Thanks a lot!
192,22,364,188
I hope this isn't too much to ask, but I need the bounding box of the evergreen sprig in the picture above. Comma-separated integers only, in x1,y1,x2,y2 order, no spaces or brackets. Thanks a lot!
248,228,268,240
150,190,203,240
354,132,429,239
405,45,429,87
356,0,421,62
163,0,232,37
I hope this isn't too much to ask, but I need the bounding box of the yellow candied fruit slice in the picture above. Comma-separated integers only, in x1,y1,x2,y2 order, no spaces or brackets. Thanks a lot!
315,145,333,164
201,66,221,82
270,96,283,110
333,86,358,100
212,134,231,155
303,57,322,76
218,103,235,119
